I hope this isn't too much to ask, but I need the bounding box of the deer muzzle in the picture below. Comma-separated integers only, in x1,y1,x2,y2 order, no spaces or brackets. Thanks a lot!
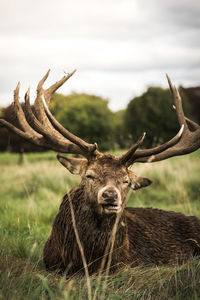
98,185,122,214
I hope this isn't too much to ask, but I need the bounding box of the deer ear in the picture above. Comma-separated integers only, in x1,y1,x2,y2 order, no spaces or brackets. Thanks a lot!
128,170,152,190
57,154,87,175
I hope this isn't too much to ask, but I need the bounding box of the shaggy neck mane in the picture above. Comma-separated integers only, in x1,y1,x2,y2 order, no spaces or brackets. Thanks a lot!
61,182,126,231
55,182,128,275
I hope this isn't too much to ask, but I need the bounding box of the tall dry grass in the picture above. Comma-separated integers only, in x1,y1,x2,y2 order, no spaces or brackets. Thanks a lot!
0,151,199,299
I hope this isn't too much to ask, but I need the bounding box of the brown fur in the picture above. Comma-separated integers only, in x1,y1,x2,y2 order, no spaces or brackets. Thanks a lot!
43,155,200,276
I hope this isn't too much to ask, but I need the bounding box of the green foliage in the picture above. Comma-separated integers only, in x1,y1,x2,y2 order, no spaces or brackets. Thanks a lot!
0,86,195,153
0,106,4,117
50,93,115,151
0,151,200,299
124,87,192,147
113,110,128,149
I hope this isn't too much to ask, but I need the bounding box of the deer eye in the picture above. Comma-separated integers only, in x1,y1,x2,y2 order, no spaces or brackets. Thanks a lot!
123,178,130,184
86,174,96,180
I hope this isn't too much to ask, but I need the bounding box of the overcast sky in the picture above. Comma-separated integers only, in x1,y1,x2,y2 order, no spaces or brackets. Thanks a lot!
0,0,200,111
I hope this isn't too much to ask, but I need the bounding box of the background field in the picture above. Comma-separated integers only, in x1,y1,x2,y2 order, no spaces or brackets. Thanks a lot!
0,150,200,299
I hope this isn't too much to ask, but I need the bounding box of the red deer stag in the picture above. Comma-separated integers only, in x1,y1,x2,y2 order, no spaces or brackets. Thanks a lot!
0,70,200,276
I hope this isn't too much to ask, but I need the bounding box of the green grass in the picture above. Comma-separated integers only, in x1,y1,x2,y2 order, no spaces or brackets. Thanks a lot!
0,150,200,299
0,151,57,164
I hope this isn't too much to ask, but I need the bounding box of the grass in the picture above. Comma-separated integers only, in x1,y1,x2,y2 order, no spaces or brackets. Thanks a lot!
0,151,57,165
0,150,200,299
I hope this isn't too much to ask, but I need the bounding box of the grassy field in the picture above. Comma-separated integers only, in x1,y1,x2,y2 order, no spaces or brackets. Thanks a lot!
0,150,200,299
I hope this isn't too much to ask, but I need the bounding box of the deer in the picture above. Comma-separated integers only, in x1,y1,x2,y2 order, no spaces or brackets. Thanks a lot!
0,70,200,277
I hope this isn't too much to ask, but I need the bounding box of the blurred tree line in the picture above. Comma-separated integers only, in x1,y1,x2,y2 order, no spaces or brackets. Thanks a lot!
50,93,115,151
0,86,198,153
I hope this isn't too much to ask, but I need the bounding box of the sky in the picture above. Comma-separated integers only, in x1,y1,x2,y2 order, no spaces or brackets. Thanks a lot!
0,0,200,111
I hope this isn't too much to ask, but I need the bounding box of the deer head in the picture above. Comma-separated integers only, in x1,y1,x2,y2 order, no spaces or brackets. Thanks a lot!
57,153,152,215
0,71,200,216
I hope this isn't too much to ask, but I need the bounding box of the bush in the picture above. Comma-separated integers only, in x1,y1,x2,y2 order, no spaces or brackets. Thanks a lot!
50,93,115,151
124,87,191,148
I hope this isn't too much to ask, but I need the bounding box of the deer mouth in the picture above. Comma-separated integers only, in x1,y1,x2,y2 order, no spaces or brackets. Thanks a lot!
101,203,121,214
98,186,122,214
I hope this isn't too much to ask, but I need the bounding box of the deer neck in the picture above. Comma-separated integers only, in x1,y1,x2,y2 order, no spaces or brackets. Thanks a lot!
60,183,127,238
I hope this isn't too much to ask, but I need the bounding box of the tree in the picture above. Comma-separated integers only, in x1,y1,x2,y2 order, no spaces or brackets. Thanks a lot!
0,104,45,152
113,110,128,149
0,107,4,117
124,87,191,148
50,93,115,151
181,86,200,124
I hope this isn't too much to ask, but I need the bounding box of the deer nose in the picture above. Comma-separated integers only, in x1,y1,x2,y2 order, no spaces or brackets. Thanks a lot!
102,189,118,202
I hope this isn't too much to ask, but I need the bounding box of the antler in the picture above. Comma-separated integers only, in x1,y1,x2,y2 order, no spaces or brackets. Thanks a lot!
118,75,200,166
1,72,199,163
0,70,97,158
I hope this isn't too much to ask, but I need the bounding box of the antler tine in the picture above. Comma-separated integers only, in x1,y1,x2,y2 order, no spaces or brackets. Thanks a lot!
34,70,55,126
13,82,32,132
44,69,77,105
37,69,51,91
166,74,187,128
41,95,97,156
172,99,199,131
117,133,146,166
185,117,199,130
24,88,49,135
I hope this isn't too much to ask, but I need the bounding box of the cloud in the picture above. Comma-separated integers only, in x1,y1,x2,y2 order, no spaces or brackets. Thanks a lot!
0,0,199,111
